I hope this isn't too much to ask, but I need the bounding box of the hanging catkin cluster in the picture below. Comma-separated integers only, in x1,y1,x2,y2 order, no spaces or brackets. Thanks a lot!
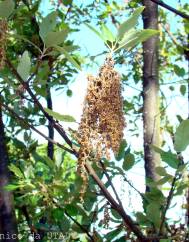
0,20,7,70
77,55,125,174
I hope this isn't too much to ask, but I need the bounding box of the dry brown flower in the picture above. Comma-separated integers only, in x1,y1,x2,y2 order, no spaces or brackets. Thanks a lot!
77,54,125,193
0,20,8,70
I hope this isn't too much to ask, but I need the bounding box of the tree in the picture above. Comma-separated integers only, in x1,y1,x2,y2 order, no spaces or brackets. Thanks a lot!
142,0,161,191
0,0,188,241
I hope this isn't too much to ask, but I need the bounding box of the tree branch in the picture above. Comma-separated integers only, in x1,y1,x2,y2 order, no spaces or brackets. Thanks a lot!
1,102,75,155
5,57,75,151
99,160,123,207
149,0,189,20
4,58,154,241
65,210,95,242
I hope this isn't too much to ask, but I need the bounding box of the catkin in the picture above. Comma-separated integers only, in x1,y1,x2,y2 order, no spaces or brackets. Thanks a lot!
77,55,125,177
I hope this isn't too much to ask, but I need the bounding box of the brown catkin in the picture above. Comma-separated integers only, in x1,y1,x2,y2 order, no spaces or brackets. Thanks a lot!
77,55,125,184
0,19,8,70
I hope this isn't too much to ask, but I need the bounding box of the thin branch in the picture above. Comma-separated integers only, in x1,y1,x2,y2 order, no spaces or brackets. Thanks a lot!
51,198,94,242
99,160,123,207
1,102,75,155
85,161,147,241
5,57,75,151
65,210,95,242
159,168,180,234
149,0,189,20
104,0,119,27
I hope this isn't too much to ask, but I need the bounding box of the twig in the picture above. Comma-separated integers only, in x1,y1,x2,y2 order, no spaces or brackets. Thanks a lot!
159,168,179,234
51,198,94,241
99,160,123,207
85,161,147,241
160,23,179,46
149,0,189,20
65,210,94,242
1,102,75,155
104,0,119,27
5,57,75,151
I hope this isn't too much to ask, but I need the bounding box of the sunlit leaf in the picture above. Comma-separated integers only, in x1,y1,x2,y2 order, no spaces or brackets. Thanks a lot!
118,6,145,39
155,166,167,176
100,23,116,42
152,146,179,169
146,202,161,228
44,107,76,122
39,11,57,41
44,30,69,47
17,51,31,81
9,163,24,178
54,45,82,71
116,29,158,52
4,184,22,191
174,119,189,152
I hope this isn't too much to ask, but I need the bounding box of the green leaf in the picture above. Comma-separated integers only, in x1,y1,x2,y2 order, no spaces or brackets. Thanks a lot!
39,11,57,41
144,188,165,204
62,0,72,6
54,45,82,71
17,51,31,81
136,212,149,225
146,202,161,228
9,163,24,178
174,184,188,196
156,175,173,185
43,156,55,169
174,120,189,152
100,23,115,42
4,184,21,191
65,204,78,216
111,209,121,220
173,65,185,77
114,236,127,242
105,228,122,241
0,0,14,18
155,166,167,176
118,6,145,39
44,107,76,122
66,89,72,97
122,153,135,171
85,23,105,42
44,30,69,47
180,85,186,96
115,139,127,161
153,146,179,169
116,29,158,52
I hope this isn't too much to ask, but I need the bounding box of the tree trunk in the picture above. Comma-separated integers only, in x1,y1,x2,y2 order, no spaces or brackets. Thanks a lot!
0,104,18,241
142,0,161,191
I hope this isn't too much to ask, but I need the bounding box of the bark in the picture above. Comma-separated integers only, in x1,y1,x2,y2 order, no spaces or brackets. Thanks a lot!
186,33,189,228
142,0,161,191
0,104,18,241
46,79,54,160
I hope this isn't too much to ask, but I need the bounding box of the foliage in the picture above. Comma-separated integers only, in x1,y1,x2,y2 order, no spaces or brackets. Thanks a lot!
0,0,188,241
